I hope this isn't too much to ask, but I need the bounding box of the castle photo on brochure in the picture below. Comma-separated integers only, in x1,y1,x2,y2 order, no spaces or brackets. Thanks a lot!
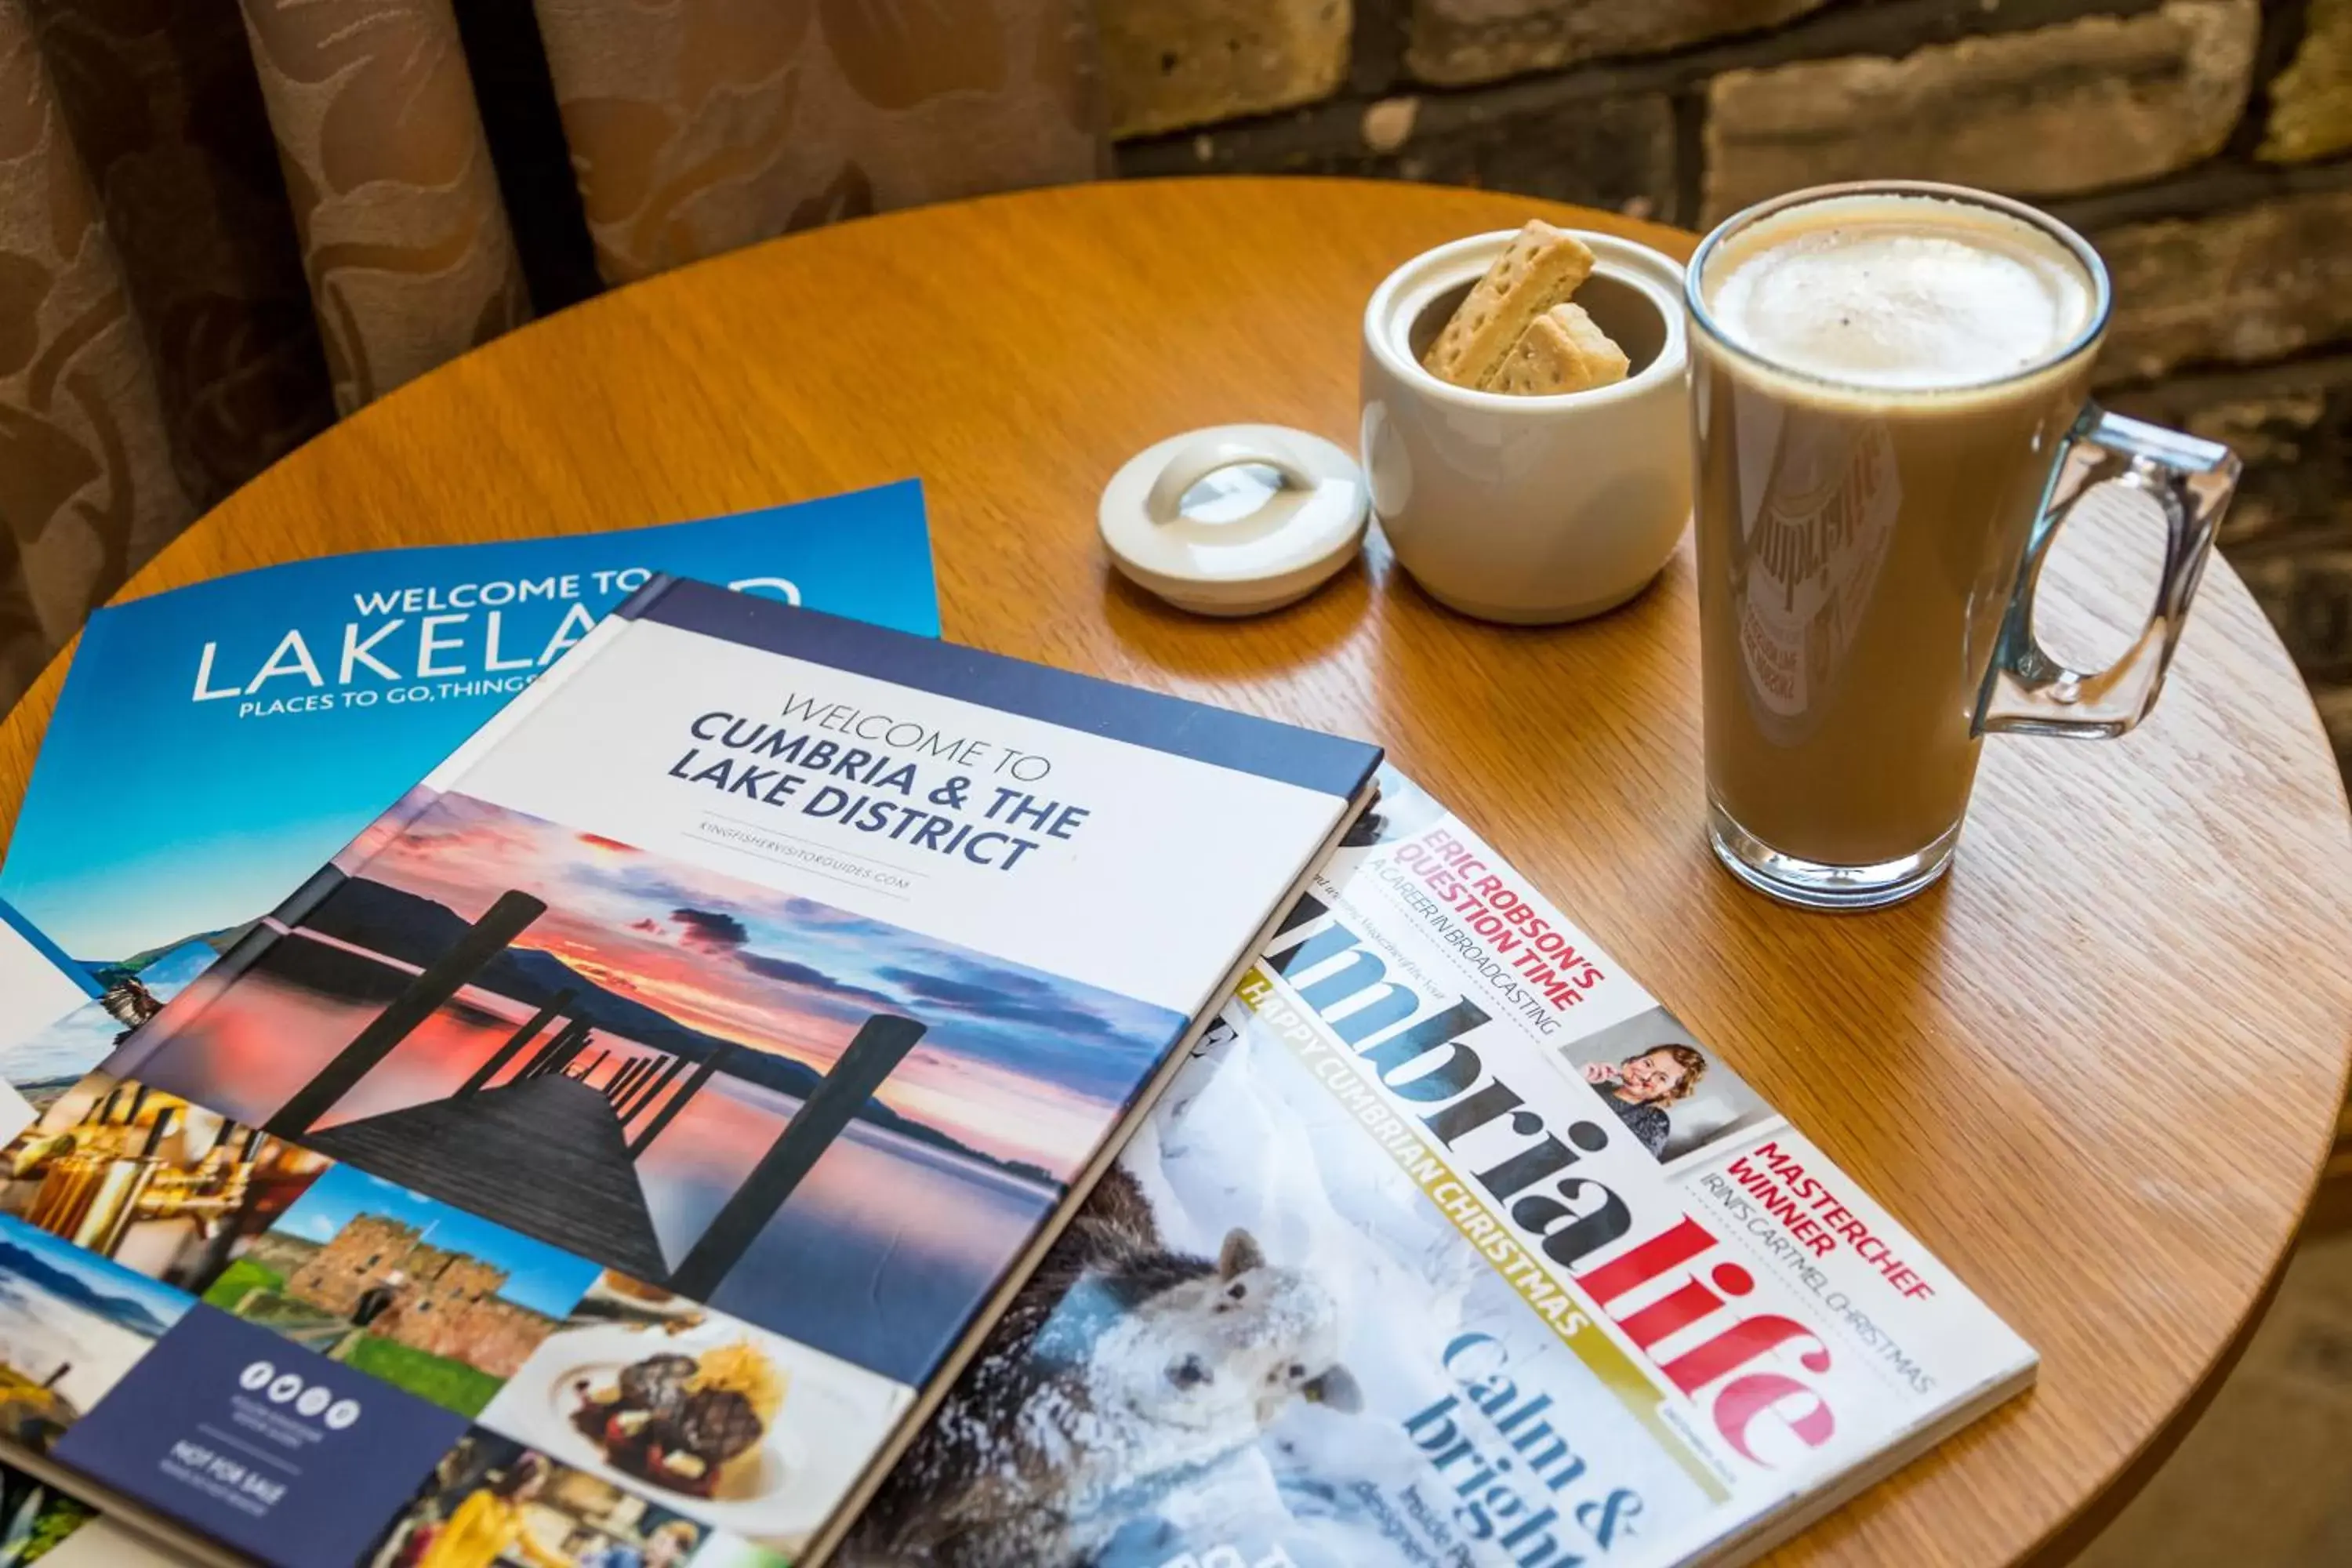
107,786,1187,1388
203,1163,604,1418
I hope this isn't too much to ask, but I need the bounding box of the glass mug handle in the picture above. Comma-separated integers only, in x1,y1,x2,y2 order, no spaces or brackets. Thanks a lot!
1977,406,2241,738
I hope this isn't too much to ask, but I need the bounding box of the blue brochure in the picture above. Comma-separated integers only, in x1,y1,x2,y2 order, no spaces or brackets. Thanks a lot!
1,484,938,969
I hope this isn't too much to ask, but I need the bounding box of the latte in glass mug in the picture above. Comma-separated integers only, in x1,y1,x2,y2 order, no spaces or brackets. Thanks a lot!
1687,183,2237,909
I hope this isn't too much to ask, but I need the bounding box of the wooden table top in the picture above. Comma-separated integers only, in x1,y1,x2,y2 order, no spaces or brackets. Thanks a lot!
2,176,2348,1565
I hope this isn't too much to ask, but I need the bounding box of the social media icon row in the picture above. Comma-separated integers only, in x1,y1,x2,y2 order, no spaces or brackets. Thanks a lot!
237,1360,360,1429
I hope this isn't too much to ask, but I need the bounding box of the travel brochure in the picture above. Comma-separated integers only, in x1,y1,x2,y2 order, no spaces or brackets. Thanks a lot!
0,485,2039,1568
0,483,938,972
0,574,1377,1566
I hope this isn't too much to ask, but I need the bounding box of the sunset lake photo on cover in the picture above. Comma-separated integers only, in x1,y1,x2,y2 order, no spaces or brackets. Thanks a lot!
113,788,1184,1384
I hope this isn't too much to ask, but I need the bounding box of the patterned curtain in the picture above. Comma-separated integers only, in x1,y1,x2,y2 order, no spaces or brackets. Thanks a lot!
0,0,1102,712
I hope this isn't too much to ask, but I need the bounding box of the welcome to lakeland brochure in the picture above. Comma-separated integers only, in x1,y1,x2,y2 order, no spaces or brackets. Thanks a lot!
0,482,939,978
844,766,2036,1568
0,579,1381,1568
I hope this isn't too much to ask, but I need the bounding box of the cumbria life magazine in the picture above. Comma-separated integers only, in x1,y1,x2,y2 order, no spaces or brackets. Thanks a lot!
837,765,2036,1568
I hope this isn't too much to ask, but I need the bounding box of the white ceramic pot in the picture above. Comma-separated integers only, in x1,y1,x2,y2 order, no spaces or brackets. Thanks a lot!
1360,229,1692,624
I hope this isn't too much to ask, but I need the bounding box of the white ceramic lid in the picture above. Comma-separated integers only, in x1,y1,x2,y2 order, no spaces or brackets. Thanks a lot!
1098,423,1368,616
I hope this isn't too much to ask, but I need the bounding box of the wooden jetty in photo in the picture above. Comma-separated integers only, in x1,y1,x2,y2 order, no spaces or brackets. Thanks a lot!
275,888,926,1290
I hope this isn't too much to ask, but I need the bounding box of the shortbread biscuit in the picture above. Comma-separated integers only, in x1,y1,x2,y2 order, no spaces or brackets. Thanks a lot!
1485,303,1631,396
1421,221,1597,388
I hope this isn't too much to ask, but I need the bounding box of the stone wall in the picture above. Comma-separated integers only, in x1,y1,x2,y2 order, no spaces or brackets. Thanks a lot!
283,1209,553,1377
374,1287,553,1381
287,1211,423,1316
1102,0,2352,778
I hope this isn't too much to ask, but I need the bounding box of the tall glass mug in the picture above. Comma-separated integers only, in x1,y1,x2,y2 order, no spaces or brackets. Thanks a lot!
1686,181,2239,909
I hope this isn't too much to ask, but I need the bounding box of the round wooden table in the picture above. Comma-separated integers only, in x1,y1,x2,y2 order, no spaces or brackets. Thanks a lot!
3,178,2349,1564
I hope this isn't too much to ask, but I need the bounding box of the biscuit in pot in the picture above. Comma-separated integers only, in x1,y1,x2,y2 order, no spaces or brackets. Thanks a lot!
1485,302,1630,396
1421,222,1597,389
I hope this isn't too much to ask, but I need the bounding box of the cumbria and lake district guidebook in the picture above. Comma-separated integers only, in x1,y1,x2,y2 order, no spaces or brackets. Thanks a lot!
0,576,1379,1568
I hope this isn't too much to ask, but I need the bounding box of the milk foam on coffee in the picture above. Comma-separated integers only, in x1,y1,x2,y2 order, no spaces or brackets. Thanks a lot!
1702,194,2096,391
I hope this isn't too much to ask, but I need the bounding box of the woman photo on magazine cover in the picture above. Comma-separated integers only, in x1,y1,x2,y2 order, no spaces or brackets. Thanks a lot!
1583,1044,1708,1159
1566,1004,1776,1163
